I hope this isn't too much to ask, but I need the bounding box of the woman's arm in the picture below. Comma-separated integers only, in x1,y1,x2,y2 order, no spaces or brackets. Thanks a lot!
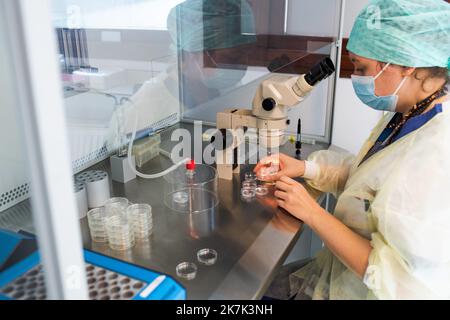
275,176,371,278
309,206,372,278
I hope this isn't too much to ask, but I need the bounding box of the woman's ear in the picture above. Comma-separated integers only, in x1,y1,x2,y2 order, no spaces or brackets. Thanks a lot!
412,68,447,93
401,66,416,77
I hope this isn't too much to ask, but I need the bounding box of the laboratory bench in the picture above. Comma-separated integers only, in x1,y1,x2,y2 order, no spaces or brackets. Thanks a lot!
1,122,328,300
80,122,328,299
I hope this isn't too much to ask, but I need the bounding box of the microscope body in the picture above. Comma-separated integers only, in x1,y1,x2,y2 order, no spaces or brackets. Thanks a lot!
215,75,312,180
214,58,335,180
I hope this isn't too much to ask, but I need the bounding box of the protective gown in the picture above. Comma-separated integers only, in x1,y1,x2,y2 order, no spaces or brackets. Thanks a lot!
291,100,450,300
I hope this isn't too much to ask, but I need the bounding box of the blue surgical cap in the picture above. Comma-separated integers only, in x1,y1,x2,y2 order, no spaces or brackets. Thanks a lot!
347,0,450,73
167,0,256,53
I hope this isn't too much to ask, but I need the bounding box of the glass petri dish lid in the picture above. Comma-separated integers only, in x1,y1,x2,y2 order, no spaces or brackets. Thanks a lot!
197,248,218,266
175,262,197,280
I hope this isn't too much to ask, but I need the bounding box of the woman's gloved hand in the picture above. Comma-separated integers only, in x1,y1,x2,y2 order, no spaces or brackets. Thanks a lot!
253,153,305,182
274,176,321,224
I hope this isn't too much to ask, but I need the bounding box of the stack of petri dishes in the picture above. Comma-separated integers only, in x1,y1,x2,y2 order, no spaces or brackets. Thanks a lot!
241,172,257,200
87,207,109,243
241,172,270,201
87,196,153,250
103,197,134,250
105,213,135,251
104,197,129,217
127,203,153,240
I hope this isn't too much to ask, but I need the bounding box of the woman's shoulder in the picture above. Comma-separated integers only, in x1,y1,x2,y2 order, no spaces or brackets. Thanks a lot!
440,99,450,114
418,100,450,136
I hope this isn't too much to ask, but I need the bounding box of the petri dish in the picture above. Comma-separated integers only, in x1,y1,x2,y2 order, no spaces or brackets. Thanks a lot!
244,172,257,181
127,203,153,240
241,187,256,199
255,185,269,196
176,262,197,280
87,207,109,242
256,155,280,182
105,214,135,250
104,197,129,217
172,191,189,205
197,249,218,266
242,181,257,189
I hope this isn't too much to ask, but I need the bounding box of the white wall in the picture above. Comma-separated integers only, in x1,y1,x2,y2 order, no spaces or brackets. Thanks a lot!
331,0,382,155
286,0,339,37
332,79,381,154
0,16,29,212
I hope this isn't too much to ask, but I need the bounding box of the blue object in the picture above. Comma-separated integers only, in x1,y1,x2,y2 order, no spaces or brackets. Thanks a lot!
0,230,24,269
371,103,442,156
0,228,185,300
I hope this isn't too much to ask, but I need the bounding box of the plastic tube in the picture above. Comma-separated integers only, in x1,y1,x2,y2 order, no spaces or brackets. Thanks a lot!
127,110,189,179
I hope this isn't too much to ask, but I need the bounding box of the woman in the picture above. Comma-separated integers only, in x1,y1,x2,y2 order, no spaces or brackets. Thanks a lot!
256,0,450,299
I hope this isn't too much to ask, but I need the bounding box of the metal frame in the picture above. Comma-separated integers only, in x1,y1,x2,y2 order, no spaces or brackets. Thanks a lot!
283,0,290,34
2,0,88,299
326,0,347,144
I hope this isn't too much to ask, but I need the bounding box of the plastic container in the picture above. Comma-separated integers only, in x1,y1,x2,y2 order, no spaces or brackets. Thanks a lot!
255,185,269,196
164,164,218,214
176,262,197,280
127,203,153,240
87,207,109,242
132,134,161,167
105,214,135,251
76,170,110,208
256,157,280,183
104,197,129,218
242,180,257,189
197,249,218,266
74,182,88,219
244,172,257,181
241,187,256,199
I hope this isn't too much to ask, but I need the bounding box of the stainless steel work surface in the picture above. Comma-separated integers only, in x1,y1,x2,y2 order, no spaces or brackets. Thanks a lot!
78,123,327,299
81,123,328,300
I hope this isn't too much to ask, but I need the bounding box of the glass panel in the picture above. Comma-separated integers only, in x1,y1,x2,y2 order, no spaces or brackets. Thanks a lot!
51,0,340,172
180,0,340,139
0,4,46,300
51,0,185,30
0,7,34,233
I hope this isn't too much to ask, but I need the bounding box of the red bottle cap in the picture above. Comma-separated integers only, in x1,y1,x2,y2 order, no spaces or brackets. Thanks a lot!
186,159,196,171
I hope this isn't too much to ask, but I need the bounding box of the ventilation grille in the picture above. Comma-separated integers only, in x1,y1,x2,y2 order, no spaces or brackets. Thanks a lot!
0,184,30,213
0,114,178,213
72,145,110,174
0,200,34,233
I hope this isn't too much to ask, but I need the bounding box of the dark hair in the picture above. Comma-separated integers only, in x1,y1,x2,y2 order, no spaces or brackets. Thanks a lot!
415,66,449,87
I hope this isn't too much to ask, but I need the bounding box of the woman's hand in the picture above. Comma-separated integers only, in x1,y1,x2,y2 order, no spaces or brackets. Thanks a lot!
253,153,305,182
274,176,322,225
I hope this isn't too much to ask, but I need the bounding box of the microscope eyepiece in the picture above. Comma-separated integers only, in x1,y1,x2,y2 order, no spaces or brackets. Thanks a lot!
304,57,335,86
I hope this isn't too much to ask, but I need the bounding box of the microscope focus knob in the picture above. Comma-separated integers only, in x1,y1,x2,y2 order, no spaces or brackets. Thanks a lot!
262,98,276,111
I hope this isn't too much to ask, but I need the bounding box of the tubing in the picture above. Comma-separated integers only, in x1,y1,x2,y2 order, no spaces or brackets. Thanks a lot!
127,110,189,179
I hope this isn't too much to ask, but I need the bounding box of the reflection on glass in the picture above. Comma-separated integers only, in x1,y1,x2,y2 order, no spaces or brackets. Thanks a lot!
51,0,186,30
51,0,339,172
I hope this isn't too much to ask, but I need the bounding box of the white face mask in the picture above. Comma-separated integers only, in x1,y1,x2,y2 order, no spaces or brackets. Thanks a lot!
351,63,407,112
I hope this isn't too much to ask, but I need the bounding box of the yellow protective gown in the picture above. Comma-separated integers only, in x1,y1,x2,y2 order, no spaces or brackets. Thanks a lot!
290,100,450,300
